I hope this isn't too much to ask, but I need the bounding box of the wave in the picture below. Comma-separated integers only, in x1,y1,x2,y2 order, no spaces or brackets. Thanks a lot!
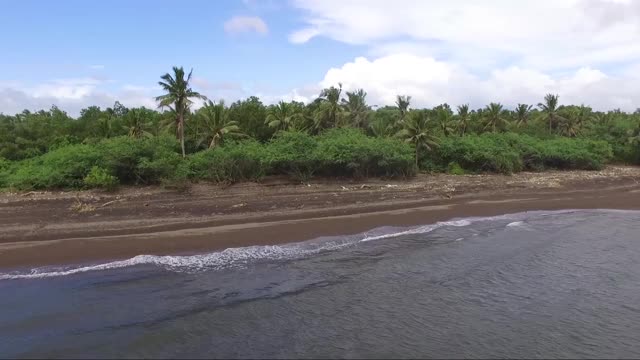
0,209,631,280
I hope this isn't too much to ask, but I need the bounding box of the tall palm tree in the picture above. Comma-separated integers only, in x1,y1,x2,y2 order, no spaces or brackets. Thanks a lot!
557,109,581,137
314,83,343,131
122,108,151,139
396,111,439,168
456,104,470,136
196,100,244,149
514,104,533,127
483,103,508,133
537,94,564,133
435,106,454,136
265,101,303,132
156,66,206,157
395,95,411,122
369,118,393,138
628,122,640,146
341,89,370,128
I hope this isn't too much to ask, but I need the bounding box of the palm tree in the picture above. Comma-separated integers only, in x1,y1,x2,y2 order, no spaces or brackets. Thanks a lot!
156,66,206,157
395,95,411,121
628,122,640,146
435,106,454,136
456,104,470,136
265,101,303,132
369,118,393,138
514,104,533,127
341,89,370,128
396,111,439,168
196,100,244,148
122,108,151,139
557,109,581,137
537,94,564,133
483,103,508,133
314,83,343,131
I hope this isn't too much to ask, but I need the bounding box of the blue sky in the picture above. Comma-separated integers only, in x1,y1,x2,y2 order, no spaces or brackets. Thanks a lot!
0,0,360,91
2,0,640,115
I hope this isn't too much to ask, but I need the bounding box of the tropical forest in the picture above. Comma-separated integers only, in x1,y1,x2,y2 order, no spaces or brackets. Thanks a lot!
1,66,638,191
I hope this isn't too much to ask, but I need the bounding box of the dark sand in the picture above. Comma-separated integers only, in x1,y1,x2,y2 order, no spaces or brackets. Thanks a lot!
2,166,640,270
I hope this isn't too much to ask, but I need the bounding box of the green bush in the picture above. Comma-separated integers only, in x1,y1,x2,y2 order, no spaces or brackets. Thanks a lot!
187,140,269,183
0,158,11,188
84,166,119,190
447,162,465,175
98,135,182,184
435,134,523,174
314,128,415,178
430,133,612,174
266,131,318,182
7,144,102,189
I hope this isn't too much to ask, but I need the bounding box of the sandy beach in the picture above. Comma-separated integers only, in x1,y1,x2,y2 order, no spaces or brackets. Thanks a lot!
2,165,640,270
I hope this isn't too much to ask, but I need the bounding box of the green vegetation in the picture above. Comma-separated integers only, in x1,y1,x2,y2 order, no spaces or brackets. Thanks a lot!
0,66,638,191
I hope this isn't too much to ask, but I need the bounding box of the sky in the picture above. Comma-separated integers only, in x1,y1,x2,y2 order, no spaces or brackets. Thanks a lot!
2,0,640,116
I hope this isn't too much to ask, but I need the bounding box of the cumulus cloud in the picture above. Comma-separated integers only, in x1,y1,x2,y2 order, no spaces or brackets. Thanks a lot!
0,79,157,116
317,54,640,111
224,16,268,35
290,0,640,71
284,0,640,111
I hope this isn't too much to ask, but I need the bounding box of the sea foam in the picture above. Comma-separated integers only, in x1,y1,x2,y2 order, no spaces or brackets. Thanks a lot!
0,209,596,280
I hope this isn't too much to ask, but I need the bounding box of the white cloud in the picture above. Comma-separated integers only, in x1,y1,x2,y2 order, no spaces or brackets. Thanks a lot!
283,0,640,111
0,79,157,116
290,0,640,71
89,64,105,70
315,54,640,111
223,16,268,35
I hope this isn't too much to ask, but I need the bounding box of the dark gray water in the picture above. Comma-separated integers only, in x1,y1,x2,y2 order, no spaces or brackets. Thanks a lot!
2,209,640,359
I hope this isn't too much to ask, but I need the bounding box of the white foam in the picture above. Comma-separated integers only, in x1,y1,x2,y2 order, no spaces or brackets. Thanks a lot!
3,209,630,281
506,221,525,228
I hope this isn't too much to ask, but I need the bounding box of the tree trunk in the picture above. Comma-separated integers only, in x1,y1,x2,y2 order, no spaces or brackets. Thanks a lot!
415,143,419,168
179,114,186,158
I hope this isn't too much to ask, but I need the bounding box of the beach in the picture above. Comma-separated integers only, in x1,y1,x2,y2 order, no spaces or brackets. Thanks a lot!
2,165,640,270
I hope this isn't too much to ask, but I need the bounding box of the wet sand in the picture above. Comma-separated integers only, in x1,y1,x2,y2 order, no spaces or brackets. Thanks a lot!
2,166,640,270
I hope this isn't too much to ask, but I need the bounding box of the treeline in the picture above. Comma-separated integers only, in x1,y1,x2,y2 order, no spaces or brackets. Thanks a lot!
0,66,638,190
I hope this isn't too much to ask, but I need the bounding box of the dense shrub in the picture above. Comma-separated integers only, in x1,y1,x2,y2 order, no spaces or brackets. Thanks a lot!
265,131,318,181
98,135,182,184
84,166,119,190
435,134,523,174
431,133,612,174
0,157,11,189
187,140,269,183
447,162,465,175
314,128,415,178
7,144,102,189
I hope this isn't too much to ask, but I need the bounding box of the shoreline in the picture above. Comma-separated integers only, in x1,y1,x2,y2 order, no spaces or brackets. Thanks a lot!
2,166,640,270
0,170,640,271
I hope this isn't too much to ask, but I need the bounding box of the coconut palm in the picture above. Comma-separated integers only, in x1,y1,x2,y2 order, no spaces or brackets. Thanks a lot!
514,104,533,127
122,108,152,139
483,103,508,133
396,111,439,167
369,118,393,138
456,104,470,136
341,89,370,128
395,95,411,121
265,101,303,132
628,122,640,146
435,106,454,136
557,109,582,137
196,100,244,148
156,66,206,157
537,94,564,133
314,84,343,130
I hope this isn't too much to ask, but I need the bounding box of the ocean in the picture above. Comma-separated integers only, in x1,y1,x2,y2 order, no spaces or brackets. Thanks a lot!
2,209,640,358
